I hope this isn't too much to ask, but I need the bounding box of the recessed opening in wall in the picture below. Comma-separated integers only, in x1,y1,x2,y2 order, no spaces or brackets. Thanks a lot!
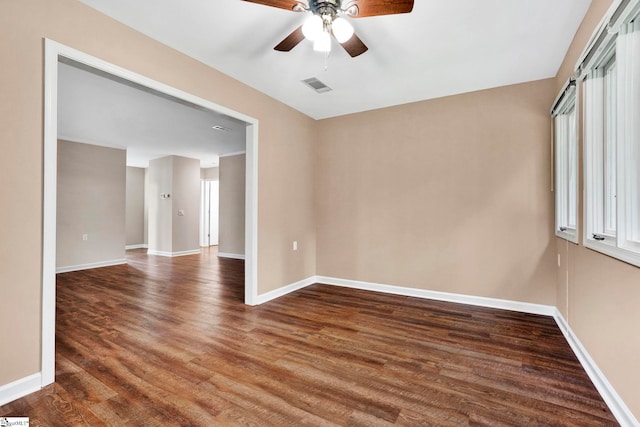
43,40,259,388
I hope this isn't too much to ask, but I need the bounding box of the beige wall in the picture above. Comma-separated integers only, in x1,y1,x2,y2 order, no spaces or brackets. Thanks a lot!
553,0,640,418
126,166,145,246
219,154,246,256
56,140,126,269
0,0,316,386
316,79,557,305
148,156,200,254
148,156,173,253
171,156,201,253
201,166,219,181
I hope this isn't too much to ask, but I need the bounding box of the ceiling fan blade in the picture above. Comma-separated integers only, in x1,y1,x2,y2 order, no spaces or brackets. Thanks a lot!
274,26,305,51
346,0,414,17
339,33,368,57
242,0,305,12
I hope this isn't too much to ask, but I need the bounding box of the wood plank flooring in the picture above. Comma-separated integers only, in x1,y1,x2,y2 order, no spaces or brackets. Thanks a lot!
1,248,618,426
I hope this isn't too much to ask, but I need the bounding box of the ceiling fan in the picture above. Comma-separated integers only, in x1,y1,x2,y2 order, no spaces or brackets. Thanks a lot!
242,0,414,57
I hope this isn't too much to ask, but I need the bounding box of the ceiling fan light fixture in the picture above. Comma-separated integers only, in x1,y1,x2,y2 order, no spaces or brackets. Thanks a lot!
302,14,323,41
313,30,331,52
332,17,354,43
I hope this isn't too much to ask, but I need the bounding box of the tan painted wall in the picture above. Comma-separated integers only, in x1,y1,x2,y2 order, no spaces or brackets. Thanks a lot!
171,156,201,254
148,156,173,254
126,166,145,246
316,80,558,305
554,0,640,419
56,140,126,269
258,117,318,294
219,154,246,256
0,0,316,386
148,156,201,254
201,166,219,181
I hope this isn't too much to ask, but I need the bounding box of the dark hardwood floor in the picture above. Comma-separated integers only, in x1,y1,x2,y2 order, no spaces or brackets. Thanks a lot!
1,248,617,426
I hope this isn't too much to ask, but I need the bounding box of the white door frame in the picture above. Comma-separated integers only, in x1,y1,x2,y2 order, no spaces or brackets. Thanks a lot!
43,39,259,387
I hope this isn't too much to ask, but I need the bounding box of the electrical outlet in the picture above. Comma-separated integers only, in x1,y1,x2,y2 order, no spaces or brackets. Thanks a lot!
293,241,298,251
82,234,88,241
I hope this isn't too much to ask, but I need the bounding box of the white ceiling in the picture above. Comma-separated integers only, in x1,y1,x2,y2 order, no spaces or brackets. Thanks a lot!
58,60,247,168
79,0,592,120
59,0,591,167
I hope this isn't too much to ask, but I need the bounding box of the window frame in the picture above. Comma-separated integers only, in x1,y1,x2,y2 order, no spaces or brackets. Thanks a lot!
552,80,579,244
581,18,640,268
583,43,620,252
615,20,640,257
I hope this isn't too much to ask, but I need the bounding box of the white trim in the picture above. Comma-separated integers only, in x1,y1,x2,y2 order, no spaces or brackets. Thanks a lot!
43,39,260,394
126,244,148,250
56,259,127,274
584,238,640,268
147,249,201,257
244,124,259,306
0,373,42,407
553,90,580,244
608,0,640,34
553,310,639,427
217,252,246,260
575,8,616,77
255,274,556,316
254,276,317,305
42,40,58,387
555,229,580,243
315,276,556,316
550,77,577,116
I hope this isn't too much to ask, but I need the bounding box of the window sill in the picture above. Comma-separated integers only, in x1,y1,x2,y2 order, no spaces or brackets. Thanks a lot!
556,230,579,244
584,238,640,268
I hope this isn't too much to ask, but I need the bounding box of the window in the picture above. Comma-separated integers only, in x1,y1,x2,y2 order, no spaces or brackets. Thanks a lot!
616,21,640,255
584,54,617,246
580,10,640,267
552,80,578,243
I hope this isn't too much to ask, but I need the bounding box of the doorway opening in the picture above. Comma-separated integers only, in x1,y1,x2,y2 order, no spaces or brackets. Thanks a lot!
200,179,219,247
42,39,259,388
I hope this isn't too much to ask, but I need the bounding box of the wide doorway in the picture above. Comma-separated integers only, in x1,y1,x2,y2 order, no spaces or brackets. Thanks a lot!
200,179,219,247
42,39,259,387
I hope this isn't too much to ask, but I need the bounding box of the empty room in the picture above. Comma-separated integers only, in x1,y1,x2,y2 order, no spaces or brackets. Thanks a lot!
1,0,639,425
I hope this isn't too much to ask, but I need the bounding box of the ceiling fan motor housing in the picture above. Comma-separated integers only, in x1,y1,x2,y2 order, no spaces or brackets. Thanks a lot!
309,0,357,17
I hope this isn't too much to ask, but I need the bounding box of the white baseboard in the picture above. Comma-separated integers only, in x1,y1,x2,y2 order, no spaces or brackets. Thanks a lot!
0,373,41,407
56,259,126,274
254,276,317,305
126,244,148,250
217,252,245,260
553,310,638,427
147,249,201,257
315,276,556,316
